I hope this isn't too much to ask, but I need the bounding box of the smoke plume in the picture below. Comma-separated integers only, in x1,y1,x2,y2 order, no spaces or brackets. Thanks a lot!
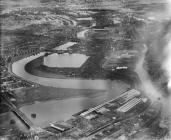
135,0,171,137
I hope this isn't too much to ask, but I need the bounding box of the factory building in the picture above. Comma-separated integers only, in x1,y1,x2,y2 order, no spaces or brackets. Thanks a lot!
80,89,140,117
50,123,70,132
114,89,140,105
117,98,142,113
96,107,110,114
84,113,97,120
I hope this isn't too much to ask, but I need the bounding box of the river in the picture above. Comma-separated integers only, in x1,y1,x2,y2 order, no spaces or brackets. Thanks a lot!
12,51,130,127
11,10,131,128
12,49,130,128
12,53,108,90
20,80,130,128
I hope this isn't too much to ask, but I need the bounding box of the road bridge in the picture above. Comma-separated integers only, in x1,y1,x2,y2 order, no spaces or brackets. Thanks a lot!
1,93,33,129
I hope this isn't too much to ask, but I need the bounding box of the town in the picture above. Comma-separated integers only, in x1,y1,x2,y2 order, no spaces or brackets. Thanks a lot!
1,0,171,140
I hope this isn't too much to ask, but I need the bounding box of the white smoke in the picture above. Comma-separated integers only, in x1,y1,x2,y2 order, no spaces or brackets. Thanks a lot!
162,0,171,132
166,0,171,17
135,44,162,100
163,37,171,90
135,0,171,97
163,0,171,90
135,0,171,137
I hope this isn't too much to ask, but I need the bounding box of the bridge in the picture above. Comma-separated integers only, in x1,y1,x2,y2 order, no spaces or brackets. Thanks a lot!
11,108,33,129
1,93,33,129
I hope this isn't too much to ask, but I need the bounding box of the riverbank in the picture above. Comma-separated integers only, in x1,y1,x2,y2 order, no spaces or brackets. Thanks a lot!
14,86,106,108
9,51,131,108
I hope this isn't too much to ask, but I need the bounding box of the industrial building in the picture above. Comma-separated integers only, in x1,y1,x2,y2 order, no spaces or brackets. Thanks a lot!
117,98,142,113
44,126,61,134
79,89,140,117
